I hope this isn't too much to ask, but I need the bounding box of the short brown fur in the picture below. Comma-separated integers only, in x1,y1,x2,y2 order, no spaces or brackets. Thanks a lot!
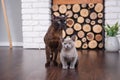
44,15,66,67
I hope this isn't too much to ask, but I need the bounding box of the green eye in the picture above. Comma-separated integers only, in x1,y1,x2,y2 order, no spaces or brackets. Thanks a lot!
64,43,66,45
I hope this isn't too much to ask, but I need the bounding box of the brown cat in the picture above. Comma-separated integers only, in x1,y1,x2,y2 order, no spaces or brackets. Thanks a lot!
44,15,67,67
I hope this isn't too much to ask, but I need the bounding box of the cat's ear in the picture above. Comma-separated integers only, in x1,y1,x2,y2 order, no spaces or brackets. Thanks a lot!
51,15,56,21
71,35,76,41
65,14,69,19
61,15,68,20
61,38,64,42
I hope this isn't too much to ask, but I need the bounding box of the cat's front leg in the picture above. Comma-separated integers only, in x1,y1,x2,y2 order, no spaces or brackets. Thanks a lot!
70,64,75,69
45,46,51,67
63,64,68,69
60,56,68,69
70,57,77,69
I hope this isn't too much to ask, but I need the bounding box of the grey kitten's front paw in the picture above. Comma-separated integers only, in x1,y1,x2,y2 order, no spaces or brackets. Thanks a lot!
62,66,68,69
70,66,75,69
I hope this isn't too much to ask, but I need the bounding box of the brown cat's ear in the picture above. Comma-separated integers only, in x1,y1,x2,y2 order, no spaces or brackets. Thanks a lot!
71,35,76,41
61,15,68,20
65,14,69,19
51,15,56,21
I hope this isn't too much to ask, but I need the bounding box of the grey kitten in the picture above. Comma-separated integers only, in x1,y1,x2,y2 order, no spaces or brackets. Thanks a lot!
60,36,78,69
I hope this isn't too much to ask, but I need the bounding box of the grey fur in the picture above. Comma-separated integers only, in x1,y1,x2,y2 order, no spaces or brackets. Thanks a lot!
60,37,78,69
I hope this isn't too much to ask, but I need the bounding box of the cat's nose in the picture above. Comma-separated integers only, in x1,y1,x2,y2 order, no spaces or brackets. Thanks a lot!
67,46,69,48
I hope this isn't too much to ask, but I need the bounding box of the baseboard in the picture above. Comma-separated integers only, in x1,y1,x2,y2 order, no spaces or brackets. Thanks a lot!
0,42,23,47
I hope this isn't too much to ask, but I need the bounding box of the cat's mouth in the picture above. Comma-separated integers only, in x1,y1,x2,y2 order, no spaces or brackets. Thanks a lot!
64,46,72,50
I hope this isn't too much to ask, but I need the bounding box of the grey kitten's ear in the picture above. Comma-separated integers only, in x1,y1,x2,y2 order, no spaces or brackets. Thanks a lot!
71,35,76,41
61,38,64,42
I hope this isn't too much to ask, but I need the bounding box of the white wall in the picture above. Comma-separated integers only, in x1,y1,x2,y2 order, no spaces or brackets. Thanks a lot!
105,0,120,47
105,0,120,24
21,0,51,48
21,0,120,49
0,0,23,46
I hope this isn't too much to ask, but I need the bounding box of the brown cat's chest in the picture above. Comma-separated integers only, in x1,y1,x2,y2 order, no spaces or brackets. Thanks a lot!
44,26,62,42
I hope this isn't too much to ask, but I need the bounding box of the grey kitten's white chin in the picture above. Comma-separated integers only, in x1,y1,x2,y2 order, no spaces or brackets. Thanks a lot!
64,46,72,50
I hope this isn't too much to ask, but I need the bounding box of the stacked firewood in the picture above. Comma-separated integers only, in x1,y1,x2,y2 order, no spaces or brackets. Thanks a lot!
52,2,104,49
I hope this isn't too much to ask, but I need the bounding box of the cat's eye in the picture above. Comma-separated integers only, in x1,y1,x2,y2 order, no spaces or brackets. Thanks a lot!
64,43,67,45
64,21,66,24
58,21,61,24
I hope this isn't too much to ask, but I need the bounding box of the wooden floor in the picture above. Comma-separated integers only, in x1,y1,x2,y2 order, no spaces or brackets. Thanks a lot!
0,47,120,80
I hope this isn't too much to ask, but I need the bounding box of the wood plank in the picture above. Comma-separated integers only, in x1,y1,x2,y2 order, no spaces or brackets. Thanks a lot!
53,0,103,4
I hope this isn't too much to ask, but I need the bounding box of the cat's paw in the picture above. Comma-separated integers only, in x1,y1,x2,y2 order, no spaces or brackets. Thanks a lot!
58,63,62,67
53,61,58,66
70,66,75,69
62,66,68,69
45,62,50,67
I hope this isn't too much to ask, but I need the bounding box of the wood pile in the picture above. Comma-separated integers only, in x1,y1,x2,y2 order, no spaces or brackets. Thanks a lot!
52,0,104,49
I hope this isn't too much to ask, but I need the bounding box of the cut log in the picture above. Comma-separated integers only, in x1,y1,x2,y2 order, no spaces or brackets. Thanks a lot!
91,21,96,25
66,18,74,27
52,4,59,11
86,32,94,41
88,3,94,8
82,43,88,49
75,35,78,40
90,12,97,20
95,3,103,12
98,13,103,18
77,31,85,38
85,18,90,23
74,23,81,31
83,24,91,32
53,12,60,16
81,4,87,8
77,16,84,23
95,34,102,41
72,4,80,13
66,10,73,17
82,37,87,42
88,40,97,49
66,28,74,35
98,42,103,48
67,4,71,9
59,5,67,14
62,30,66,38
98,19,103,24
74,14,78,19
93,24,102,33
80,9,89,17
75,40,82,48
